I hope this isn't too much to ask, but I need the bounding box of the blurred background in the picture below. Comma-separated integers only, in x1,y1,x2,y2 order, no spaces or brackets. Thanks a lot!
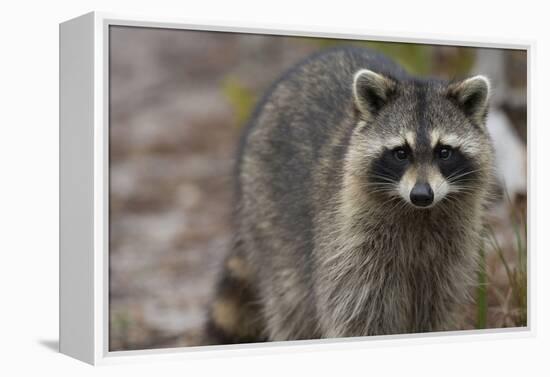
109,26,527,351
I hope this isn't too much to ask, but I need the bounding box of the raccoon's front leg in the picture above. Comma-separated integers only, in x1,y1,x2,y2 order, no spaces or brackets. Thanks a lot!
317,281,413,337
313,245,415,338
315,257,466,337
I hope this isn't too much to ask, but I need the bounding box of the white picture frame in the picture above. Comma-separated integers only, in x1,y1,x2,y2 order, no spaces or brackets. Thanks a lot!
59,11,534,365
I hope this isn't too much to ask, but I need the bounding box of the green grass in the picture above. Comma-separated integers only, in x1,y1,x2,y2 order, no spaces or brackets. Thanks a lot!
477,198,527,329
222,76,256,128
476,240,488,329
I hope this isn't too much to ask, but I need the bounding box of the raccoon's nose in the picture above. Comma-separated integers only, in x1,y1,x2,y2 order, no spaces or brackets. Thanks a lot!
410,183,434,207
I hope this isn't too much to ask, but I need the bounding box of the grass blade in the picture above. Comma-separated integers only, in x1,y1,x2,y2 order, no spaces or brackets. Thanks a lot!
476,241,488,329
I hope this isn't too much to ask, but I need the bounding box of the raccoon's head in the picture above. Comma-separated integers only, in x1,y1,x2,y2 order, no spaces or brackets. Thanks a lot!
347,69,494,210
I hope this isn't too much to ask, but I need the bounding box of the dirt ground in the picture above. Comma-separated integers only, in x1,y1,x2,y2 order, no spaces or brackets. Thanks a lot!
108,26,527,351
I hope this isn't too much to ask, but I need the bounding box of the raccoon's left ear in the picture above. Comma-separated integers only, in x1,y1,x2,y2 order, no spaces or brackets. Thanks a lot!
446,75,491,126
353,69,396,118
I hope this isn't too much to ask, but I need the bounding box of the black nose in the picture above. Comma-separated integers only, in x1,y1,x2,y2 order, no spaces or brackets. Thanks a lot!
410,183,434,207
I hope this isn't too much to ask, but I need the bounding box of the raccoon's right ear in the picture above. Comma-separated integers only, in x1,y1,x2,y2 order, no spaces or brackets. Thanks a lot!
353,69,396,118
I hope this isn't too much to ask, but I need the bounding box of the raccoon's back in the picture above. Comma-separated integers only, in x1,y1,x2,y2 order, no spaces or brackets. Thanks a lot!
238,46,408,172
236,46,408,250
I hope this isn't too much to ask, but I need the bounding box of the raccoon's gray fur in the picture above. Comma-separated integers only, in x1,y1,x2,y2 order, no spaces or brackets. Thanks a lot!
205,46,496,344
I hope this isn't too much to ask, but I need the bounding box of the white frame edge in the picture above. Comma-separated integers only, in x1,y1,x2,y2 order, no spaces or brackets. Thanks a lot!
60,12,96,364
59,11,536,366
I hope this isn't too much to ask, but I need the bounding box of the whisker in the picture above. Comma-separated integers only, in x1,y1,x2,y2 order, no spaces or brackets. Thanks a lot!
448,168,484,183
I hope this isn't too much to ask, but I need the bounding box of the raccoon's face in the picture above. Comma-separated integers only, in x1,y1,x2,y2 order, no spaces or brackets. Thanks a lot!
349,69,494,210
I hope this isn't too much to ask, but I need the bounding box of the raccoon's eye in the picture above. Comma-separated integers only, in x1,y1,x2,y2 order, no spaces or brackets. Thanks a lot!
393,148,408,161
437,146,453,160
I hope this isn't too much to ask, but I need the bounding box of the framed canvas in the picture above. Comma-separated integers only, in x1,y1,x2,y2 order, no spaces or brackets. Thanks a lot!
59,11,533,365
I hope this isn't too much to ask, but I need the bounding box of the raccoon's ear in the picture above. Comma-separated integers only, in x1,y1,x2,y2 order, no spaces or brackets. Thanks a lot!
353,69,396,117
446,75,491,125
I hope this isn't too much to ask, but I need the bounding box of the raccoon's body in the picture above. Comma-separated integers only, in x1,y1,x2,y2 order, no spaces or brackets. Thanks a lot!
205,46,495,344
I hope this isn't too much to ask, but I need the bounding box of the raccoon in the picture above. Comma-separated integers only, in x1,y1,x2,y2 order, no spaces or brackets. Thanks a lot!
204,46,496,344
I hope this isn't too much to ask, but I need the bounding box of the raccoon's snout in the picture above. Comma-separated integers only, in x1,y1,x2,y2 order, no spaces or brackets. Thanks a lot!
410,182,434,207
